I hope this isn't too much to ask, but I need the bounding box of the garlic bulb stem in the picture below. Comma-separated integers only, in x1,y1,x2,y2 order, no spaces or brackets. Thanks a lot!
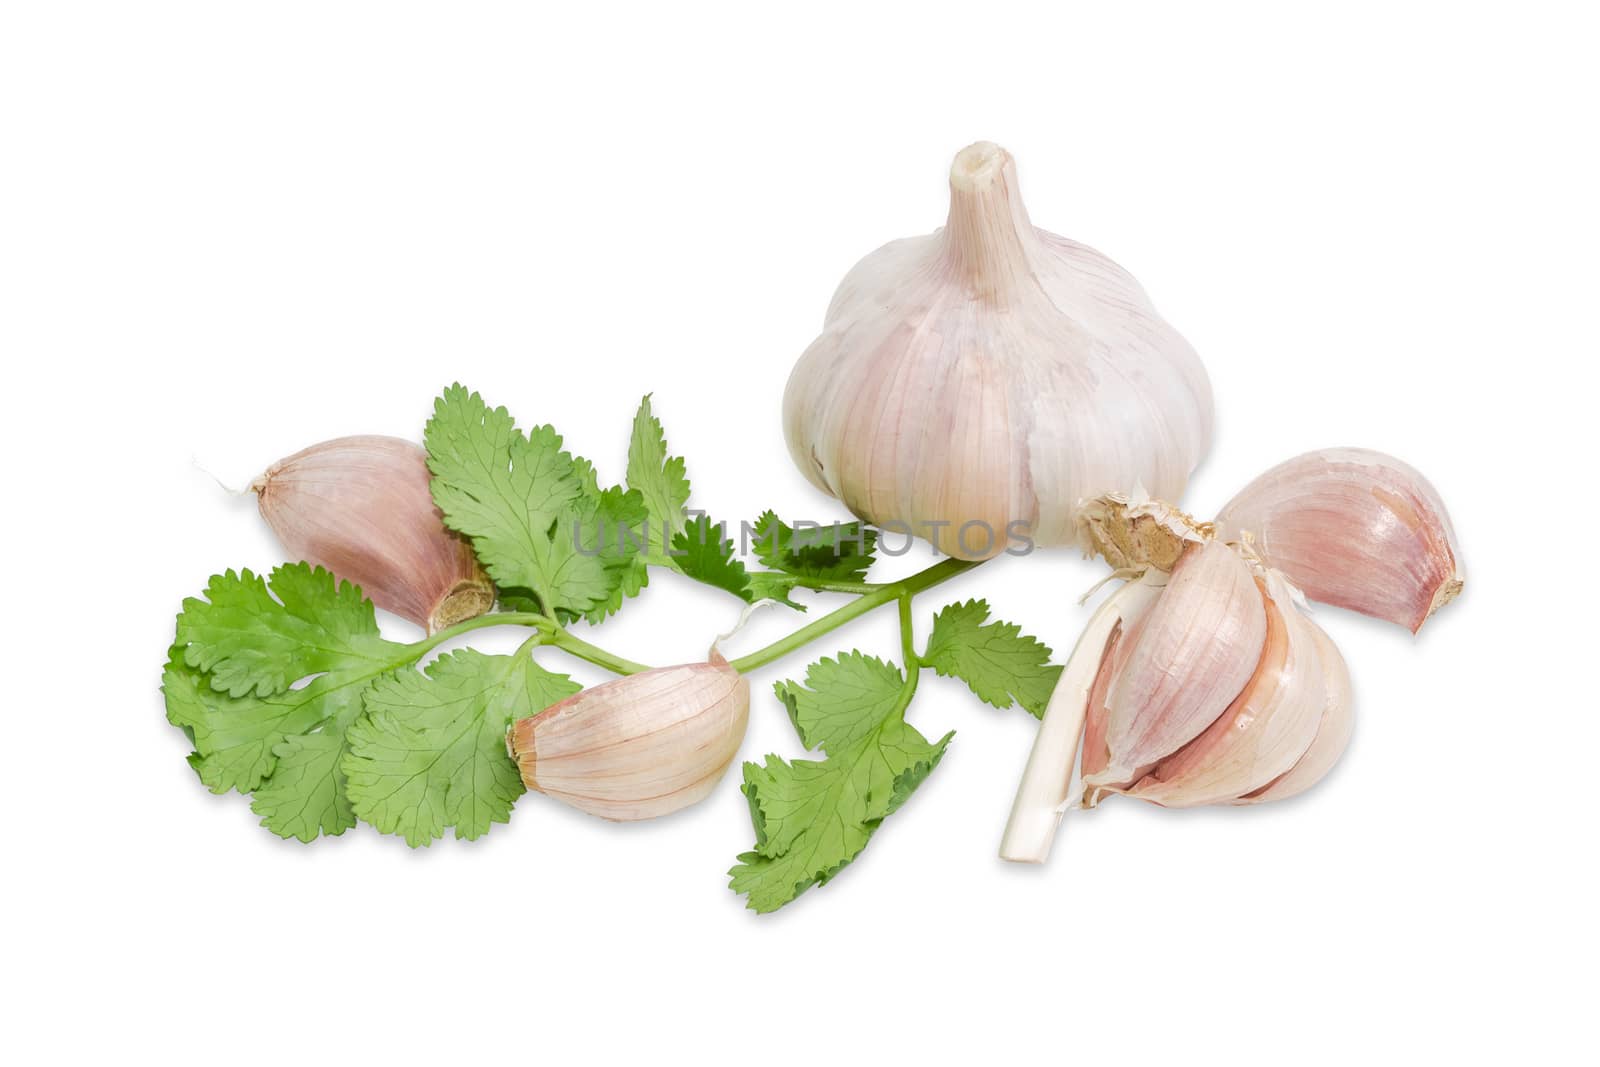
943,141,1036,300
1000,570,1167,864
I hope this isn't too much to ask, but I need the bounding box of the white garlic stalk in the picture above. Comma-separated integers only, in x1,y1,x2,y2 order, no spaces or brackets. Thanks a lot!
253,435,494,633
1000,570,1166,860
783,141,1213,559
1001,447,1462,863
507,653,750,821
1214,448,1464,632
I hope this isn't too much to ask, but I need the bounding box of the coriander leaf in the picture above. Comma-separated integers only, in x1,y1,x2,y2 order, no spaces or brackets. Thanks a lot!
774,652,904,751
923,599,1063,717
163,566,409,840
626,394,691,557
343,649,580,846
176,565,396,698
751,511,876,582
250,725,359,843
425,384,612,618
163,650,374,838
671,515,751,601
570,477,652,625
728,655,952,913
745,571,806,611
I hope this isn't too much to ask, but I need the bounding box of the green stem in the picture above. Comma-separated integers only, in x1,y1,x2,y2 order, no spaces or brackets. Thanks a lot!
728,558,981,674
891,592,921,718
411,611,550,657
547,629,652,676
898,593,919,669
791,575,886,595
405,611,650,675
405,557,981,680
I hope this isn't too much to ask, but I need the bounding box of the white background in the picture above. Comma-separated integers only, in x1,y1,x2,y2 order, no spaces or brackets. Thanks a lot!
3,2,1594,1063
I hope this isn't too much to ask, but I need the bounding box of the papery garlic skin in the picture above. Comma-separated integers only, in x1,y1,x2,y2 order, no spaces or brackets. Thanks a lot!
1123,572,1331,807
999,572,1165,863
507,655,750,821
254,435,494,633
1214,448,1463,632
783,141,1212,559
1084,540,1267,789
1234,625,1354,804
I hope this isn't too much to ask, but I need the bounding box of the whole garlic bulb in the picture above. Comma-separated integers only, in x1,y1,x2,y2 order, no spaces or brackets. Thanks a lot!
253,435,494,633
783,141,1213,559
507,654,750,821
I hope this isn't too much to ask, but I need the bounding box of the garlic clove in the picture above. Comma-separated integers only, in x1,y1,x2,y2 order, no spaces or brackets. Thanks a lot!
1233,624,1354,804
507,655,749,821
1078,620,1126,788
1121,571,1331,807
1083,540,1267,790
1214,448,1463,632
784,141,1213,559
253,435,494,632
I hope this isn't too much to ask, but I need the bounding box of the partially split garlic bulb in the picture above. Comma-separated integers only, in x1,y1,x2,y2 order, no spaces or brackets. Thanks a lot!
784,141,1213,559
253,435,494,633
507,654,750,821
1002,447,1463,863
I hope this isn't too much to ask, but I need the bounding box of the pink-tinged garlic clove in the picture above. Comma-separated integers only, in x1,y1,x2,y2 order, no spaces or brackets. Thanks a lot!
1083,540,1268,791
1214,448,1463,633
253,435,494,633
1080,610,1148,809
507,655,750,821
783,141,1213,560
1078,620,1127,788
1233,624,1355,804
1121,571,1331,807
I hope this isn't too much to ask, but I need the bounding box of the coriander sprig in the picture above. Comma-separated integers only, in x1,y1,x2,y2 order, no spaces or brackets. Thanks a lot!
163,386,1062,913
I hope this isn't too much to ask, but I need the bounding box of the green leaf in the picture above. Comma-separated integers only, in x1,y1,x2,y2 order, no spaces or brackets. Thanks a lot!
162,642,382,840
728,654,952,913
343,649,581,846
569,478,652,625
745,571,806,611
774,652,904,751
175,565,397,698
626,394,691,557
671,514,750,601
751,511,876,582
923,599,1063,717
250,727,359,843
425,384,617,618
164,565,411,841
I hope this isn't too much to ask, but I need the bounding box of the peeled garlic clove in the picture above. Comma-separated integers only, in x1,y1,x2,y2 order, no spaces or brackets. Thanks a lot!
253,435,494,633
1234,624,1354,804
1214,448,1463,632
1084,540,1267,789
507,654,750,821
783,141,1212,559
1123,571,1331,807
